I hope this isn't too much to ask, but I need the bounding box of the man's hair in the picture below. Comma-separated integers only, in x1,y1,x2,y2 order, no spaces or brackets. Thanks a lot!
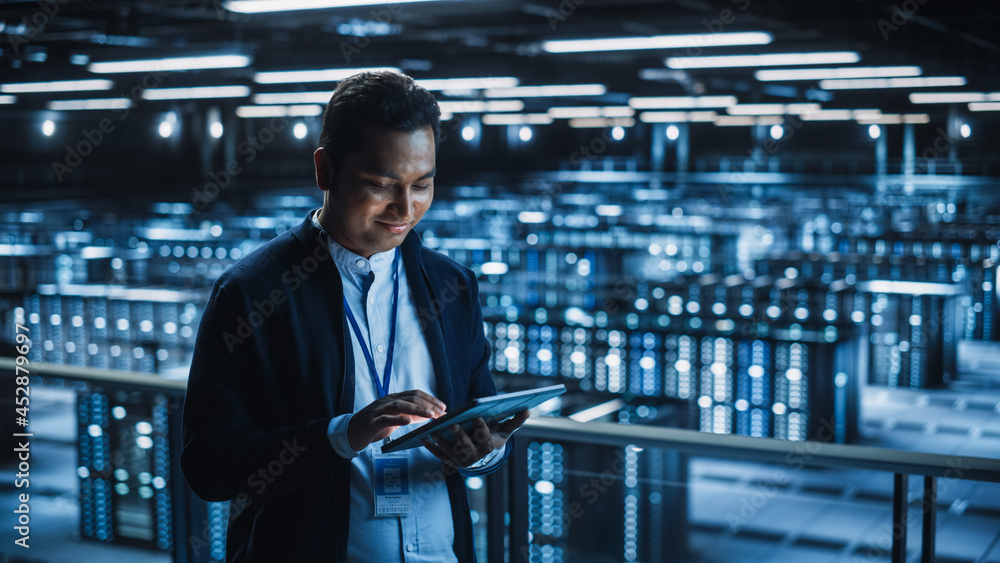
318,70,440,167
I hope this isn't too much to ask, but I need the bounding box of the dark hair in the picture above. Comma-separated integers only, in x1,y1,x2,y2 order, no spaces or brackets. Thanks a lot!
318,70,440,167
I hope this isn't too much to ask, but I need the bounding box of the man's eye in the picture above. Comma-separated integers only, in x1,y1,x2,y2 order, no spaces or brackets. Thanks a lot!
414,184,431,190
367,181,389,189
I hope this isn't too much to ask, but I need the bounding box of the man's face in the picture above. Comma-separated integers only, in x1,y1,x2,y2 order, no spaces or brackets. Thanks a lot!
316,125,435,259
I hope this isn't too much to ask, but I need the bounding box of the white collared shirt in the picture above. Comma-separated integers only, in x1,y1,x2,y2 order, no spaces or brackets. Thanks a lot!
313,210,499,562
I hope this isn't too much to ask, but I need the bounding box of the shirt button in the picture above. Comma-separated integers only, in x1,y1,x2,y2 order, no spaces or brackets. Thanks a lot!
369,296,375,304
376,344,385,353
356,259,365,268
406,544,414,552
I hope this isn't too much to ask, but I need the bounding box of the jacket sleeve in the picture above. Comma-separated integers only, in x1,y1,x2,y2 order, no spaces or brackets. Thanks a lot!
180,282,344,503
458,268,514,477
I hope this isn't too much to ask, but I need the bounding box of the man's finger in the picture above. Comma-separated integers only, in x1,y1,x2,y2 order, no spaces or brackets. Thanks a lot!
422,438,457,466
496,409,530,435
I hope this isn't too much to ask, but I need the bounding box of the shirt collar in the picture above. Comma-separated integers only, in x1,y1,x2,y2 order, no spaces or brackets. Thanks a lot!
311,209,397,277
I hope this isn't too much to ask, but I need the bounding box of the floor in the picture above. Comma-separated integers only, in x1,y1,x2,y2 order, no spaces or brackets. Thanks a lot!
1,375,998,563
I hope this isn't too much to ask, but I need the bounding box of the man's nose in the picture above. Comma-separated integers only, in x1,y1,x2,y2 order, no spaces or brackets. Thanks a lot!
387,186,413,220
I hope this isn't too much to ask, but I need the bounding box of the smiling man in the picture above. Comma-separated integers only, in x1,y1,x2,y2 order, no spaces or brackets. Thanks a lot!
181,71,527,562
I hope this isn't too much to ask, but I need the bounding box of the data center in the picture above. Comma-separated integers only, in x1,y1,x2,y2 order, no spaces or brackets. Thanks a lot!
1,1,999,562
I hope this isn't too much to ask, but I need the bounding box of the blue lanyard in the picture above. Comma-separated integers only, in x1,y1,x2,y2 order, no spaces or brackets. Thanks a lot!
342,250,400,399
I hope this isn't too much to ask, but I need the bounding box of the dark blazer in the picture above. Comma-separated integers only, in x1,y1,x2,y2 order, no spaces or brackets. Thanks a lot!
180,210,509,562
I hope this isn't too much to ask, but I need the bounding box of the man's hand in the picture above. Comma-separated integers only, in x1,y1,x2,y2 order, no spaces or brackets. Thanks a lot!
421,409,529,469
348,390,447,451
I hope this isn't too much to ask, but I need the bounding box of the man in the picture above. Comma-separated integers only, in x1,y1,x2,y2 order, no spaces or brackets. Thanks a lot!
180,70,528,562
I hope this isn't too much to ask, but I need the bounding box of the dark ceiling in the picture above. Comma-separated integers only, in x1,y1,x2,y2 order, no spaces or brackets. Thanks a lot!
2,0,998,114
1,0,998,202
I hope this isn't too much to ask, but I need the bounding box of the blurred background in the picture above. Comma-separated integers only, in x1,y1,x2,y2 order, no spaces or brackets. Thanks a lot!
0,1,999,562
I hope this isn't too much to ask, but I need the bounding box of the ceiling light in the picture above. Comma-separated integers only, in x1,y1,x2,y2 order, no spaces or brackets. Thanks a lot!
254,67,400,84
567,117,635,128
629,96,736,109
547,106,634,118
868,124,881,139
159,120,174,138
855,113,929,124
481,113,553,125
714,115,757,126
225,0,439,13
210,121,224,138
461,126,476,140
820,76,966,90
0,95,17,104
969,102,1000,111
666,125,680,140
1,79,113,93
639,111,717,123
437,100,524,113
254,92,331,104
293,122,309,139
88,55,251,73
47,98,131,110
725,103,821,116
959,123,971,138
484,84,605,98
666,51,861,69
235,104,324,118
610,126,625,140
416,77,519,90
910,92,1000,104
42,120,55,136
798,109,854,121
518,126,533,142
755,66,921,81
542,32,771,53
142,86,251,100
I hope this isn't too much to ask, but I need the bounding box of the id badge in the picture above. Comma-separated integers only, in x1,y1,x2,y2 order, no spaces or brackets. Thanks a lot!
373,452,410,517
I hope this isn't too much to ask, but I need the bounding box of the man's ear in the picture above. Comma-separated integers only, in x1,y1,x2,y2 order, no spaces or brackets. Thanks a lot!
314,146,334,192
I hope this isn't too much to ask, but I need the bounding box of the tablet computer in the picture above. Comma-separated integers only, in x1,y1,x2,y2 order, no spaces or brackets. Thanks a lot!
380,384,566,454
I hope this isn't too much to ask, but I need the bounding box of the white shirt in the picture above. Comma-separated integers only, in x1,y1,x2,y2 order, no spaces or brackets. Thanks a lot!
313,210,500,562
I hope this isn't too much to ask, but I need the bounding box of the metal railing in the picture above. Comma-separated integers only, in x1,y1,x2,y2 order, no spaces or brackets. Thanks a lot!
487,416,1000,563
4,359,999,562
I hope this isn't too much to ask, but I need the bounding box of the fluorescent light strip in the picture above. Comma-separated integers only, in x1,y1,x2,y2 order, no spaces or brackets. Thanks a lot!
666,51,861,69
820,76,966,90
714,115,757,126
1,79,113,93
143,86,251,100
416,77,519,90
236,104,324,118
569,399,625,422
910,92,1000,104
225,0,439,13
88,55,251,73
255,92,331,104
548,106,634,118
543,32,771,53
856,113,930,124
638,111,717,123
969,102,1000,111
47,98,132,110
481,113,553,125
726,103,821,115
0,95,16,104
254,67,400,84
755,66,921,81
484,84,605,98
798,109,853,121
438,100,524,113
568,117,635,128
629,95,736,109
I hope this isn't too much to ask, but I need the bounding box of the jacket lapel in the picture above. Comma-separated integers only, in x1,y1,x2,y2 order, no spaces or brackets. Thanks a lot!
400,232,455,408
